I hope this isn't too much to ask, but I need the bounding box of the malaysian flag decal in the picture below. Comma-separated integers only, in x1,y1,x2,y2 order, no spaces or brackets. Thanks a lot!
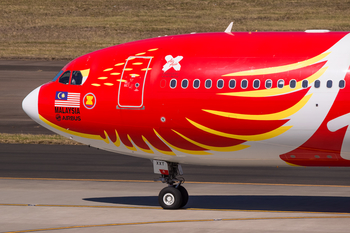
55,91,80,108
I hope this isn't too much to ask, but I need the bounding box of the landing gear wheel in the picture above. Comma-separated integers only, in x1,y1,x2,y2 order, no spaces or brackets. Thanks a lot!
158,186,183,209
178,185,188,208
154,161,188,209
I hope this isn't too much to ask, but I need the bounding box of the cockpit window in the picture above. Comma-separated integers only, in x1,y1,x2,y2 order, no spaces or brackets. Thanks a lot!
71,71,83,85
52,70,63,82
59,71,71,84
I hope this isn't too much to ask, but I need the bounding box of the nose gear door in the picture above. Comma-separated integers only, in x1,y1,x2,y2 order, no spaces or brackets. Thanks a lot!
117,56,152,109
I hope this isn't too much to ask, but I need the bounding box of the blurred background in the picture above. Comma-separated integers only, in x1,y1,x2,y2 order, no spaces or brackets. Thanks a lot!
1,0,350,60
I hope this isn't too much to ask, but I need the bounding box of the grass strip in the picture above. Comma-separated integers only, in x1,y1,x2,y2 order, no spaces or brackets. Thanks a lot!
0,133,82,145
1,0,350,60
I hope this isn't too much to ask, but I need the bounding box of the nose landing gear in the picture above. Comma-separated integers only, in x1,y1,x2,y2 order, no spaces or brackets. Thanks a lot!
153,160,188,209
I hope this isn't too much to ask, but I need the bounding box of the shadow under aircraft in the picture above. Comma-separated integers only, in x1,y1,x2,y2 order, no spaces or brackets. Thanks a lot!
84,195,350,213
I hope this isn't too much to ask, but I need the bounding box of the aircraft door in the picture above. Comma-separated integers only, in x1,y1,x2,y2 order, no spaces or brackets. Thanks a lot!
117,56,152,108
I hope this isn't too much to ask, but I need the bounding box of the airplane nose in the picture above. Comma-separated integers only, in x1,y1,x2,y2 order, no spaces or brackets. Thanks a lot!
22,86,41,123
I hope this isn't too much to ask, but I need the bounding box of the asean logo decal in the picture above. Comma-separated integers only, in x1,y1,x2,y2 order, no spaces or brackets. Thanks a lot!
83,93,96,109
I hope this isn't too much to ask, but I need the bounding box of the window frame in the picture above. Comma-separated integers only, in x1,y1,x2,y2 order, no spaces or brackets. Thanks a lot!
265,79,272,89
58,70,71,85
277,79,284,89
253,79,260,89
229,79,236,89
217,79,224,89
205,79,212,89
326,80,333,88
71,70,83,85
170,79,177,89
193,79,200,89
314,80,321,88
289,79,296,89
302,80,309,88
241,79,248,89
181,79,189,89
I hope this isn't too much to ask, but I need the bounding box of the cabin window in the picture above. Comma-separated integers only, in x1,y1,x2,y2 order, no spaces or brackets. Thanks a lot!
193,79,200,89
289,79,296,88
253,79,260,89
326,80,333,88
59,71,71,84
52,70,63,82
229,79,236,89
314,80,321,88
217,79,224,89
277,79,284,88
339,80,345,89
170,79,177,89
302,80,308,88
205,79,212,89
71,71,83,85
241,79,248,89
265,79,272,89
181,79,189,89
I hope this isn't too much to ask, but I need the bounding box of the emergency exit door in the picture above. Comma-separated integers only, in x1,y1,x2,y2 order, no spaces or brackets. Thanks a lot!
117,56,152,108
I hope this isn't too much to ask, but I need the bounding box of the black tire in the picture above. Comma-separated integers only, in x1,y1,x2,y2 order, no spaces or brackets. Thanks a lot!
158,186,183,209
178,185,189,208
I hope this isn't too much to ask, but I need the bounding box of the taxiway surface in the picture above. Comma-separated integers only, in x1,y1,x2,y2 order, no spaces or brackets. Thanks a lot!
1,60,350,232
2,178,350,233
0,59,66,134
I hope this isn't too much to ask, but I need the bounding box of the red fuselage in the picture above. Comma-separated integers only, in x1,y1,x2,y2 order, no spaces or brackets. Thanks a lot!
24,32,350,167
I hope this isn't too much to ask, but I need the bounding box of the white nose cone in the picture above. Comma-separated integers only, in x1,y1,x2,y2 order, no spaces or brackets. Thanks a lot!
22,86,41,123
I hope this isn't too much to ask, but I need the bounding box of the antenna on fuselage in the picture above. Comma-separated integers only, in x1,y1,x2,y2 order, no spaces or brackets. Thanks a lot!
225,22,233,33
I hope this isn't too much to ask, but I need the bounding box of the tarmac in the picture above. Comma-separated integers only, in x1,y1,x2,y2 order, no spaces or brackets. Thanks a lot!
2,178,350,233
1,60,350,232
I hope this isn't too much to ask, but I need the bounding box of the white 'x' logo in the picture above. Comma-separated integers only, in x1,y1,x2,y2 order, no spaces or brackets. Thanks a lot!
162,55,183,72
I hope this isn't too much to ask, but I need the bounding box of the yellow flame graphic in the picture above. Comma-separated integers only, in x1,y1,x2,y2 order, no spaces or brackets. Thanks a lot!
204,94,312,121
223,52,329,77
187,118,292,141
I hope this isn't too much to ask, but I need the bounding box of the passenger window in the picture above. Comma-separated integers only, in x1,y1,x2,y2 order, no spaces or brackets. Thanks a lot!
217,79,224,89
193,79,200,89
314,80,321,88
253,79,260,89
277,79,284,88
181,79,189,89
339,80,345,89
71,71,83,85
229,79,236,89
265,79,272,89
170,79,177,88
302,80,308,88
205,79,212,89
241,79,248,89
59,71,71,84
52,70,63,82
326,80,333,88
289,79,296,88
